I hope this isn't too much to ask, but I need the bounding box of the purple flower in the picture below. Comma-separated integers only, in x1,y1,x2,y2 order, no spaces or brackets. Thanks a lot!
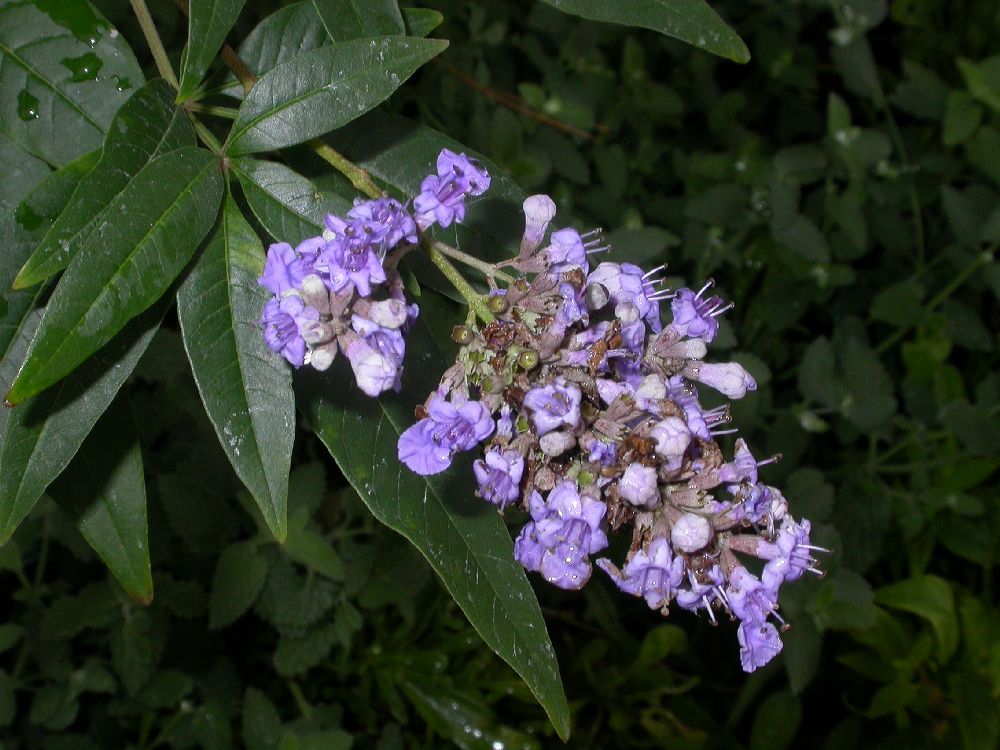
556,282,587,328
259,238,324,295
523,377,582,435
684,361,757,400
597,537,684,610
587,439,617,466
398,395,494,475
718,439,759,484
726,566,781,624
343,316,406,396
547,228,587,274
670,282,731,343
414,149,491,229
757,518,817,588
515,483,608,590
473,449,524,509
675,564,726,619
521,195,557,256
618,463,659,508
737,619,783,673
316,238,387,297
587,262,663,332
347,197,418,250
261,295,319,367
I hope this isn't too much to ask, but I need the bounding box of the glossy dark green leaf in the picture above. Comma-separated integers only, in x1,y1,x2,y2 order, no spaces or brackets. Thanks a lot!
0,149,99,360
0,132,48,213
232,157,349,244
402,8,444,38
538,0,749,63
0,0,144,166
177,195,293,541
0,306,162,543
227,37,448,154
6,147,223,405
14,79,195,289
311,0,404,41
49,394,151,603
227,1,327,98
295,291,571,740
178,0,248,101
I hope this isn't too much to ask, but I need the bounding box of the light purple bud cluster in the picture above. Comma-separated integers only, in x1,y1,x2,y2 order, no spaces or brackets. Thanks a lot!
397,193,828,672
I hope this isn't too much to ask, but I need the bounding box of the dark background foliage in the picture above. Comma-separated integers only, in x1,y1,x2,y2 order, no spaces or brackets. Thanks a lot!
2,0,999,748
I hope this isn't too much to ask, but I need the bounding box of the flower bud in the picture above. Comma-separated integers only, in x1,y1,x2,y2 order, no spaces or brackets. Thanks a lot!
299,273,331,315
309,339,338,371
488,293,509,313
671,513,712,553
451,325,474,344
584,282,610,310
539,431,576,456
517,349,539,370
521,194,557,256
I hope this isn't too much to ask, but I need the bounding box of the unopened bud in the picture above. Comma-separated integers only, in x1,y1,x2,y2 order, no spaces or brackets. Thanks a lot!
309,340,338,371
517,349,539,369
488,293,509,313
451,325,474,344
584,283,610,310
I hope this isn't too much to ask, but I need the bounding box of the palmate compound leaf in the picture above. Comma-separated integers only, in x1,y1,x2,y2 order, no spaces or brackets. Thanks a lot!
538,0,749,64
177,195,294,542
295,289,572,741
6,147,223,405
0,0,144,166
14,79,195,290
177,0,248,102
226,36,448,155
49,393,152,603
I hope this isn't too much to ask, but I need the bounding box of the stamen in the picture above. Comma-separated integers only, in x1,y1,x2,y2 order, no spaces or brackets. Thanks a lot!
708,301,734,317
643,264,667,278
586,245,612,254
696,279,715,297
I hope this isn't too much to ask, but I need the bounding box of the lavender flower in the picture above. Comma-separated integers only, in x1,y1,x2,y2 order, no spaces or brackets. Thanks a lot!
397,394,494,475
414,149,491,229
343,316,406,396
597,537,684,610
669,281,732,342
317,238,387,297
618,463,659,508
473,449,524,509
684,361,757,399
261,296,318,367
737,619,784,673
523,378,582,435
259,238,324,295
346,197,417,249
514,483,608,590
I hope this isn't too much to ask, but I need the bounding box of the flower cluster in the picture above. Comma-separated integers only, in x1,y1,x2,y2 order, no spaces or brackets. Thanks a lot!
397,193,827,672
258,149,490,396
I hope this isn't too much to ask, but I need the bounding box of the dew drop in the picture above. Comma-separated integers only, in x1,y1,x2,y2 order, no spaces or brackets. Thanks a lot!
16,90,40,121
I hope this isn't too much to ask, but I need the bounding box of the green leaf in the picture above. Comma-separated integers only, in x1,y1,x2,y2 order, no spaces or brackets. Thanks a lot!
6,147,223,405
227,37,448,154
538,0,748,63
0,132,48,212
0,0,143,166
273,623,336,677
875,575,958,661
49,394,151,602
178,0,248,101
296,291,571,741
966,126,1000,186
243,687,283,750
279,730,352,750
0,625,23,656
312,0,405,41
177,195,293,540
942,91,982,147
797,337,842,408
957,56,1000,114
232,158,349,245
135,670,193,709
400,678,541,750
841,337,897,430
950,672,1000,750
283,527,344,581
209,541,269,629
811,569,877,632
110,606,154,694
0,149,99,360
233,2,327,88
870,279,925,327
402,8,444,38
14,79,195,289
749,690,802,750
0,306,162,543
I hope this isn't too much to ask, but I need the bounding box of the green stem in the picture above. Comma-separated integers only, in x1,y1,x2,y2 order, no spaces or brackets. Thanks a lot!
309,139,381,198
187,103,238,119
288,681,314,720
188,115,224,156
876,244,998,354
430,240,513,283
425,241,493,324
129,0,178,89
